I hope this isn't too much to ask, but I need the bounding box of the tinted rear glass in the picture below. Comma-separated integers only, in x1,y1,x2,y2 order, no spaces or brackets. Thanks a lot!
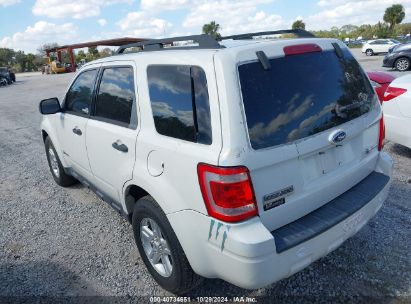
95,67,136,128
239,48,376,149
148,65,212,144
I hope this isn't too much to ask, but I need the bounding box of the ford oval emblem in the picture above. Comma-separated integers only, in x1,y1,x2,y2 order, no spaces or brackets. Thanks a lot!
330,130,346,144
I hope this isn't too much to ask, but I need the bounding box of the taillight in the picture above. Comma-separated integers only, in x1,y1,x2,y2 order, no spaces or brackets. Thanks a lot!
283,44,322,56
383,86,407,102
378,115,385,151
197,163,258,223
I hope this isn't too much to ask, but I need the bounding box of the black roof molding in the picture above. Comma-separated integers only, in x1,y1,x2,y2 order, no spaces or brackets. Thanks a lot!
221,29,315,40
115,29,316,54
116,34,222,54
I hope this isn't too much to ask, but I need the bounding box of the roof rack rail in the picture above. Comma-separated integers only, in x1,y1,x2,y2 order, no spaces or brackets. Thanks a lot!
116,34,222,54
221,29,315,40
115,30,315,54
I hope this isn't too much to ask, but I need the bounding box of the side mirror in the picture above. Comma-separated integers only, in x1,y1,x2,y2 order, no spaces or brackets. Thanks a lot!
39,97,61,115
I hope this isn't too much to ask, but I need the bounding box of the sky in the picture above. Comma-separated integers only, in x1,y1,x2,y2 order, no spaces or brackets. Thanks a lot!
1,0,411,53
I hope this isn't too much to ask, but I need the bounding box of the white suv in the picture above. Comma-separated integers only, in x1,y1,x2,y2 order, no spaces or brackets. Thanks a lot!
361,39,400,56
39,30,393,294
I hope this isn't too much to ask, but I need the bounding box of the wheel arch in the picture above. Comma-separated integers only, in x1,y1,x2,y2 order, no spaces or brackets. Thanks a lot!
41,129,49,142
40,118,68,168
124,184,150,216
123,178,194,220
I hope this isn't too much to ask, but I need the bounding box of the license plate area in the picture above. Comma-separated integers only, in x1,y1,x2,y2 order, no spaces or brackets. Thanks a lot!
318,145,345,174
342,211,364,233
300,140,359,182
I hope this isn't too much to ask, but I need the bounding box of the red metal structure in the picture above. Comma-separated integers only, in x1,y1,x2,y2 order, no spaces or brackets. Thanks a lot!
45,37,147,72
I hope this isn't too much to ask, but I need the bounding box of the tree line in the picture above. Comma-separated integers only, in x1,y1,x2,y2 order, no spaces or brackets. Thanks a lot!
202,4,409,41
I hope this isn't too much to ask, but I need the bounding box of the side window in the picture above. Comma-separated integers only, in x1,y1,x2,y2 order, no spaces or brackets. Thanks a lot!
94,67,136,128
147,65,212,144
65,69,98,115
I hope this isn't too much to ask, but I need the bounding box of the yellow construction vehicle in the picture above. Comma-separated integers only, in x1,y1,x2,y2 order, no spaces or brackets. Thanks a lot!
45,57,66,74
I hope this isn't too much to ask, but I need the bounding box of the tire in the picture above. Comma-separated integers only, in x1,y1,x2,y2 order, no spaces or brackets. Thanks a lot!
395,57,410,71
366,49,374,56
44,136,77,187
132,196,203,294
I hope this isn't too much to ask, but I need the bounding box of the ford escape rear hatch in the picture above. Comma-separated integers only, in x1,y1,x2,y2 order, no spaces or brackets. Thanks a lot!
238,42,381,231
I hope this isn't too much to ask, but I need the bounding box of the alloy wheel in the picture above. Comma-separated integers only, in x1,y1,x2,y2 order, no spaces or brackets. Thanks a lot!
140,218,173,277
396,59,410,71
48,148,60,178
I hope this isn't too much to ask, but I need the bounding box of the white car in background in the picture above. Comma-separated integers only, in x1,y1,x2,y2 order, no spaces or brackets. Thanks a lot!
383,74,411,149
362,39,401,56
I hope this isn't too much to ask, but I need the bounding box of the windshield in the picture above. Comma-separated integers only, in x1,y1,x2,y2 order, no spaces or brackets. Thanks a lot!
238,48,376,150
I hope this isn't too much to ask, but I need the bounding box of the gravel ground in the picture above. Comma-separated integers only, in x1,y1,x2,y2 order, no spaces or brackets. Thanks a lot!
0,52,410,302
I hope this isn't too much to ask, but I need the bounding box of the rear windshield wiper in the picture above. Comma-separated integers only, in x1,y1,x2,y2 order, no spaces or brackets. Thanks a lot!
332,42,344,59
338,100,365,112
334,100,366,118
256,51,271,71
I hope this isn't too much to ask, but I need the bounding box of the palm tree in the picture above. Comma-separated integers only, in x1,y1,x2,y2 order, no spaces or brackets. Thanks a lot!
202,21,222,39
292,20,306,30
383,4,405,30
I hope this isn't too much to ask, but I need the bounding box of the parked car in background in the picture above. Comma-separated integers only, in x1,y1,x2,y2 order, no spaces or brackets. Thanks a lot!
0,67,12,84
367,71,396,102
382,74,411,149
8,68,15,82
0,75,8,86
362,39,401,56
383,42,411,71
345,39,365,47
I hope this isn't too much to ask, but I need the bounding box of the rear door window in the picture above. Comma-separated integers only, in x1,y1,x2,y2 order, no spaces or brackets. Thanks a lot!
147,65,212,144
239,48,376,149
94,66,137,129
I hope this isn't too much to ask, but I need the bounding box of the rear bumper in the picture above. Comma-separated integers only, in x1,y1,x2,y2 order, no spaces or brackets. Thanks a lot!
271,171,389,254
167,152,393,289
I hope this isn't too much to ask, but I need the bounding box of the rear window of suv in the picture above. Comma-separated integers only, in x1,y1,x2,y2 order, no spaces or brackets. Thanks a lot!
147,65,212,145
239,48,376,149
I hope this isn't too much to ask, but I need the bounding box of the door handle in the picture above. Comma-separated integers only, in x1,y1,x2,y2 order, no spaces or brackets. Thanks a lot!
72,127,82,136
112,141,128,153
